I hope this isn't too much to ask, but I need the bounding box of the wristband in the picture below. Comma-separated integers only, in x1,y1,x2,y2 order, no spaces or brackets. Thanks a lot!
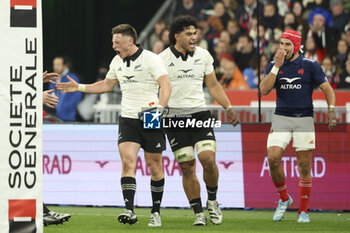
225,105,234,112
78,84,86,92
156,105,164,113
328,105,335,112
270,65,279,76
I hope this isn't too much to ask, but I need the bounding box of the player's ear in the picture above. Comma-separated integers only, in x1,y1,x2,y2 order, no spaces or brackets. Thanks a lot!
174,33,179,42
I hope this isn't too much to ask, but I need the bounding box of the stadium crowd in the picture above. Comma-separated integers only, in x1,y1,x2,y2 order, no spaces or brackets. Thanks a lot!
151,0,350,90
44,0,350,123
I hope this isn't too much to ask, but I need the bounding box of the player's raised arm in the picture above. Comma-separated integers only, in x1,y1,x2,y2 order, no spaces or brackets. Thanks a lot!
204,71,239,126
157,74,171,108
260,48,286,95
56,75,118,94
318,82,336,130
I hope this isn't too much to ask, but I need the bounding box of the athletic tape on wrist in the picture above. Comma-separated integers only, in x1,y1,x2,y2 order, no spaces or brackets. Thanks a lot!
78,84,86,92
225,105,234,112
271,65,279,76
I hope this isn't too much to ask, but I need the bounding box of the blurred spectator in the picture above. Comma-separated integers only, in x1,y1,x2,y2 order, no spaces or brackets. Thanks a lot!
160,28,170,48
76,64,104,122
292,1,304,27
216,53,234,77
330,0,349,34
262,2,282,32
242,54,268,89
249,19,270,56
321,56,340,89
152,40,165,54
345,23,350,47
339,53,350,88
304,0,329,11
235,0,263,33
233,33,257,72
305,7,340,61
197,13,218,54
283,12,298,31
269,39,280,59
218,60,249,89
222,0,237,19
213,40,229,68
276,0,290,17
304,36,321,62
210,1,231,31
226,19,240,44
219,30,234,53
335,39,349,70
196,26,208,50
174,0,201,17
49,56,82,121
149,19,167,49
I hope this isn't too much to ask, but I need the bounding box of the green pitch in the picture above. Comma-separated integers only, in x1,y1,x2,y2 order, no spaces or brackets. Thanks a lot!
44,206,350,233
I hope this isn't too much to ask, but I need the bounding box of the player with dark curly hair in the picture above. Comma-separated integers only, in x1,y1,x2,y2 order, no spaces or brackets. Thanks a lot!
160,15,239,226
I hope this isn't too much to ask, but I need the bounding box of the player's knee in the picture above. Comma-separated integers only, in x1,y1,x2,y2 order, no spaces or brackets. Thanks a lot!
267,155,281,169
122,157,136,172
298,160,311,176
200,157,216,172
147,160,162,177
180,161,195,176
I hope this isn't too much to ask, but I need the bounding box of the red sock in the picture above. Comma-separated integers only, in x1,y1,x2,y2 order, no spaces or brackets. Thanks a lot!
299,179,312,214
274,180,289,202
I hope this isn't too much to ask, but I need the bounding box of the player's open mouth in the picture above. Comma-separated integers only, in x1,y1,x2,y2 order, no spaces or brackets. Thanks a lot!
189,41,196,48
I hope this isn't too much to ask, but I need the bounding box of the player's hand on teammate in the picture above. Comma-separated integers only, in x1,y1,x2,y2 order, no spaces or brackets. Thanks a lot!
56,75,79,93
43,71,59,84
226,107,239,126
274,49,286,68
43,90,59,108
327,110,336,130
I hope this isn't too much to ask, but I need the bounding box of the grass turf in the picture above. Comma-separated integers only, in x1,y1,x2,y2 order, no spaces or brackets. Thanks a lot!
44,206,350,233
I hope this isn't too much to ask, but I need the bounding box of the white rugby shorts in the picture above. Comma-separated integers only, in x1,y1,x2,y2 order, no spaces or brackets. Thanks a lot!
267,114,315,151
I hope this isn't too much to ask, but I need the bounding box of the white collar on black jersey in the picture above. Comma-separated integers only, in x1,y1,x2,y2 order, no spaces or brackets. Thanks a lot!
170,45,194,61
123,45,143,67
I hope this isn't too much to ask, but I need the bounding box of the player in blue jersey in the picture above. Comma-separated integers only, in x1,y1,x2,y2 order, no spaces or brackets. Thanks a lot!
260,30,336,223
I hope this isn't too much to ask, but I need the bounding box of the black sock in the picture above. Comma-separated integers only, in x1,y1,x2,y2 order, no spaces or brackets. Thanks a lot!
189,198,203,214
151,178,164,213
121,177,136,212
207,186,218,201
43,203,50,214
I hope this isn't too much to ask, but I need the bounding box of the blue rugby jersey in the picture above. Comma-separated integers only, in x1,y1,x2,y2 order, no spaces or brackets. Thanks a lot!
264,54,327,117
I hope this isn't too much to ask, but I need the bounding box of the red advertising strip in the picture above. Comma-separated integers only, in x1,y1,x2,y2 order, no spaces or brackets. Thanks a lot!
224,90,350,106
10,0,36,8
8,199,36,220
242,124,350,210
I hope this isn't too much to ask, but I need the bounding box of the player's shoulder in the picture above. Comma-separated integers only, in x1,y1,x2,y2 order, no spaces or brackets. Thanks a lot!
301,57,317,64
110,54,122,64
141,49,158,58
159,47,171,58
301,57,321,70
194,46,213,62
194,46,210,56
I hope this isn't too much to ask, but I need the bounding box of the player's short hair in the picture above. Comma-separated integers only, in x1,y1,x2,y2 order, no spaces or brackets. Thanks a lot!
111,24,138,44
169,15,198,45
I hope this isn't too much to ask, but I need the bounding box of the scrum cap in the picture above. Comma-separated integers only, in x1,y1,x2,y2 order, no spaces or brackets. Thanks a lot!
281,30,301,55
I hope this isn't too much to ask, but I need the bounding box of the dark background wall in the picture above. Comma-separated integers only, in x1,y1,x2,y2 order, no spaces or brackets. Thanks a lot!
42,0,164,84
